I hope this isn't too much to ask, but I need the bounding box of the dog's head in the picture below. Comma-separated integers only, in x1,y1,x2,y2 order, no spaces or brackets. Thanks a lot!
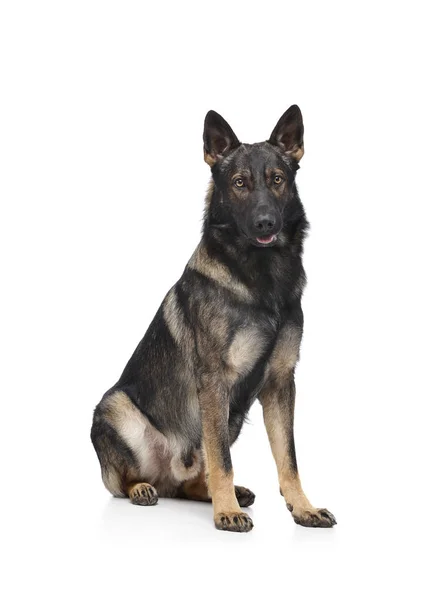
203,105,304,247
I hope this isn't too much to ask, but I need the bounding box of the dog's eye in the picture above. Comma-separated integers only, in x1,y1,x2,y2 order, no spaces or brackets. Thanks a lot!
273,175,283,185
234,178,245,188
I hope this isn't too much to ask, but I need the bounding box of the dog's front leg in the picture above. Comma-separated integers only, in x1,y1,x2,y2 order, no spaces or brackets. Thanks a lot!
198,379,253,533
259,374,336,528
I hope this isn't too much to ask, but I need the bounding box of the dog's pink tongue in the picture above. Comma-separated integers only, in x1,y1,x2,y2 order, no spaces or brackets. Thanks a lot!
256,234,275,244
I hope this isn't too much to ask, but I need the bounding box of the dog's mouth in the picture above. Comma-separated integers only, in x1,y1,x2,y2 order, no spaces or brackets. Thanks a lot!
253,233,278,247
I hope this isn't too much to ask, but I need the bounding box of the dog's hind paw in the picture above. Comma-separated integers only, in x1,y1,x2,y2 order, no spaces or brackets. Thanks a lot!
128,483,158,506
235,485,255,507
214,511,254,533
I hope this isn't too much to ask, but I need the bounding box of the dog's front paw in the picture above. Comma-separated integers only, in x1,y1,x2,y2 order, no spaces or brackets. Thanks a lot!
214,511,254,533
287,504,336,528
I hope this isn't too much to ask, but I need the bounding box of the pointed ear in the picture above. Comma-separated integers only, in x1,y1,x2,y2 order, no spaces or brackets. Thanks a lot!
203,110,240,167
268,104,304,161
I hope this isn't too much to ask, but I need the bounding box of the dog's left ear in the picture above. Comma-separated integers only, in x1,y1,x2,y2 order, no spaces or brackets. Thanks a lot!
203,110,240,167
268,104,304,161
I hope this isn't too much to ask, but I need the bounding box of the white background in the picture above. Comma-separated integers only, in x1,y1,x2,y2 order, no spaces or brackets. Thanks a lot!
1,1,436,598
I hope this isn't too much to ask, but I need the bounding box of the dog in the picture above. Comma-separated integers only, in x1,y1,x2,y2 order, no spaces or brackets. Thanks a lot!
91,104,336,532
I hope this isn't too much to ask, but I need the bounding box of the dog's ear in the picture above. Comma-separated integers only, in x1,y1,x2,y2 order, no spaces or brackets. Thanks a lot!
203,110,240,167
268,104,304,161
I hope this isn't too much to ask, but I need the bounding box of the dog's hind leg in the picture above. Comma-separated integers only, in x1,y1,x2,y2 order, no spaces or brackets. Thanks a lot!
91,404,136,499
91,421,159,505
177,469,255,507
91,390,171,505
177,469,211,501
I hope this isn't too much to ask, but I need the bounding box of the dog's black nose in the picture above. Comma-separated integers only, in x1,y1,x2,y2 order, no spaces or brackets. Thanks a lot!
254,213,276,233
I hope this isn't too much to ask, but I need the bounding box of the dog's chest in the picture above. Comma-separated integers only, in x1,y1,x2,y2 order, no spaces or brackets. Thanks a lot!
226,324,268,378
225,313,301,391
225,311,281,379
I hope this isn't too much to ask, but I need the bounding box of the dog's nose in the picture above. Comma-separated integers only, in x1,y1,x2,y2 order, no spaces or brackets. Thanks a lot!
254,213,276,233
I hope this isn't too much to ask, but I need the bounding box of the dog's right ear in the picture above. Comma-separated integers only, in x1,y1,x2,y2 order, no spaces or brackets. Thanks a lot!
203,111,240,167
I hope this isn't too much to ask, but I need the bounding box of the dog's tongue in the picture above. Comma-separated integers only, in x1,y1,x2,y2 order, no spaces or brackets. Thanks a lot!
256,234,276,244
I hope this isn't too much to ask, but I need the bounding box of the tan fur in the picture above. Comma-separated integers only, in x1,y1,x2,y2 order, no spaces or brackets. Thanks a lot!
197,396,253,531
267,324,301,380
287,144,304,161
179,469,210,501
203,178,215,209
204,150,216,167
198,392,241,517
261,393,313,514
189,243,252,302
208,468,240,515
227,326,265,379
163,286,187,346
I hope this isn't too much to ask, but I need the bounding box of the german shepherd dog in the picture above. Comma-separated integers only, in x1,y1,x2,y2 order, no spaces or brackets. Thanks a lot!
91,105,336,532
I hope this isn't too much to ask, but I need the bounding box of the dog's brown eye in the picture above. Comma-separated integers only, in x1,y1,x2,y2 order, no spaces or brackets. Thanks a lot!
234,178,245,188
273,175,283,185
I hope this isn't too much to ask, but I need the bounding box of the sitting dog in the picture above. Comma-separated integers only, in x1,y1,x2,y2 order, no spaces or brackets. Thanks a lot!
91,105,336,532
